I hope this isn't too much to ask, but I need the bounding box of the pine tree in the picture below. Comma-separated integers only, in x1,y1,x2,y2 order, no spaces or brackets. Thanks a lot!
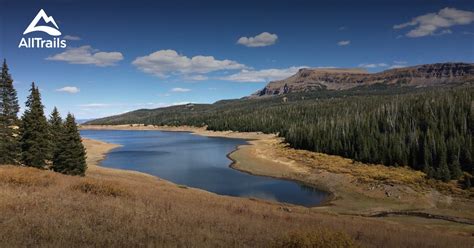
48,107,63,161
464,176,472,189
20,83,50,168
449,156,463,180
52,113,87,176
0,59,20,164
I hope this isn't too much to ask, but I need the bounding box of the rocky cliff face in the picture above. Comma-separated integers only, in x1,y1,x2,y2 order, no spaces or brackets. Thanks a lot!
251,63,474,97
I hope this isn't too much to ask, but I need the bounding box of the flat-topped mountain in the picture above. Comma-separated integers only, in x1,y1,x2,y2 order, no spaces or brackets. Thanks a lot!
251,62,474,97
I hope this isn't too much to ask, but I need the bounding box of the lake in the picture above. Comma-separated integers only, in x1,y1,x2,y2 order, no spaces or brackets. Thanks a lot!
80,130,329,206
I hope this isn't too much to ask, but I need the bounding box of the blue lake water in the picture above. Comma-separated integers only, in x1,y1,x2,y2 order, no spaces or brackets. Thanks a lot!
80,130,329,206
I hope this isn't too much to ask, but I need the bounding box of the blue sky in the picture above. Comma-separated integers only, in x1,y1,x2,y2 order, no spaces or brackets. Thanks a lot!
1,0,473,119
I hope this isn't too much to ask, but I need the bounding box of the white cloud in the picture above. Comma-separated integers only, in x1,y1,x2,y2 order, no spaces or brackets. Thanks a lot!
184,75,208,81
434,29,452,36
170,87,191,92
237,32,278,47
63,35,81,41
394,7,474,37
359,61,409,70
132,50,245,77
220,66,305,83
46,46,124,66
393,60,407,64
56,86,80,94
388,65,407,69
358,63,388,68
337,40,351,46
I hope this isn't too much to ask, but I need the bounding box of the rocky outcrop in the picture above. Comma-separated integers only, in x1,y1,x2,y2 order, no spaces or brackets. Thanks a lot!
251,63,474,97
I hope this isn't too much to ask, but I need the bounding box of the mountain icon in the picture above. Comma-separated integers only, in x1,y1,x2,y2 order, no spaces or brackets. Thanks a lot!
23,9,61,36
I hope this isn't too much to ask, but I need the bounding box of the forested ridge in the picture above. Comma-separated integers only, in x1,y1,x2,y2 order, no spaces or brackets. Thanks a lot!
87,85,473,183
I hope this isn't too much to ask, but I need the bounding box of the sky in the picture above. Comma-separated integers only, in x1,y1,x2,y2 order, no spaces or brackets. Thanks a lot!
0,0,473,119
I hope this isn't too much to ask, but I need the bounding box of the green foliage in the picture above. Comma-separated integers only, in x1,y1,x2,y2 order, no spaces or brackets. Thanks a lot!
0,61,86,176
0,59,20,164
48,107,63,160
52,114,87,176
88,86,473,181
20,83,50,168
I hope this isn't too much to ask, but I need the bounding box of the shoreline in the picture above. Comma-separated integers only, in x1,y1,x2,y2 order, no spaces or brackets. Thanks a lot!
80,124,474,225
81,125,334,206
226,154,336,207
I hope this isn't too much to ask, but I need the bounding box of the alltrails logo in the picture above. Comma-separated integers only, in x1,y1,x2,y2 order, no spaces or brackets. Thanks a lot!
18,9,67,48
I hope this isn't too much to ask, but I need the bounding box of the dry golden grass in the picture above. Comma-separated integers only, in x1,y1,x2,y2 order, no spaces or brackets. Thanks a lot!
257,138,472,196
274,229,359,248
278,142,426,186
0,165,473,247
69,178,130,198
0,167,56,187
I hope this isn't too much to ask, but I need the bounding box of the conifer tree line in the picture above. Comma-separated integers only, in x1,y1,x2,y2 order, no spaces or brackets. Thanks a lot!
0,59,87,176
205,89,473,183
90,85,473,184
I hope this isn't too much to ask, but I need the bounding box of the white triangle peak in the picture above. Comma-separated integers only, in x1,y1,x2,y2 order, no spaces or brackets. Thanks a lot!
23,9,62,36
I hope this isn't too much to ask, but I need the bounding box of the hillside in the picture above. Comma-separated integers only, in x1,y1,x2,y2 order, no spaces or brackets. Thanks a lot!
87,63,474,127
85,63,473,184
251,62,474,97
1,137,473,247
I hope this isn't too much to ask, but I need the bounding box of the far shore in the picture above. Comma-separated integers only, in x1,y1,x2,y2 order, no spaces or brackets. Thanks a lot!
80,124,474,228
80,124,274,140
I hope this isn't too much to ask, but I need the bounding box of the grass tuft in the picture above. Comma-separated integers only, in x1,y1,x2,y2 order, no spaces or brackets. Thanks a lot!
274,229,359,248
70,178,129,197
0,166,56,187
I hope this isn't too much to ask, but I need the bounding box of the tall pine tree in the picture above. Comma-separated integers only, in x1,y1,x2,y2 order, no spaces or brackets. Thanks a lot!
0,59,20,164
48,107,63,161
52,113,87,176
20,83,50,168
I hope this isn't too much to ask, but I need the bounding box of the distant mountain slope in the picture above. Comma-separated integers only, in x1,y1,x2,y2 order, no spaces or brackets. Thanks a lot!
86,62,473,126
250,62,474,97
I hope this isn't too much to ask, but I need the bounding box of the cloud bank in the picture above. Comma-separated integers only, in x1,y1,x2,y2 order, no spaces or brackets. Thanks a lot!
56,86,80,94
132,50,245,77
46,46,123,66
394,7,474,37
237,32,278,47
337,40,351,46
220,67,305,83
170,87,191,92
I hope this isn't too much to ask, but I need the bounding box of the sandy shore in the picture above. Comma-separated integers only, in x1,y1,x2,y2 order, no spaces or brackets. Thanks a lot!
80,124,474,227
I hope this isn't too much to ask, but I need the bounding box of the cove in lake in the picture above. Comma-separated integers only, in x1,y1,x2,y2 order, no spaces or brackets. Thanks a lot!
80,130,329,206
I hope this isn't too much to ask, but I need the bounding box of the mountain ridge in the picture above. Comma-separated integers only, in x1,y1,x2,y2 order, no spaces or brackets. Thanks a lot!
250,62,474,97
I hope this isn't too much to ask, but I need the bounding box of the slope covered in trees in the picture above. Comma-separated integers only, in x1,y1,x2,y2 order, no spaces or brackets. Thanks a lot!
88,85,473,182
